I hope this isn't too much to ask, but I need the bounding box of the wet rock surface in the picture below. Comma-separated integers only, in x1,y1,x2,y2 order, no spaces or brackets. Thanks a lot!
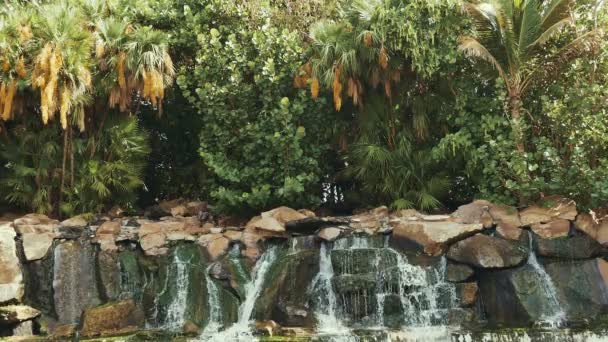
1,199,608,339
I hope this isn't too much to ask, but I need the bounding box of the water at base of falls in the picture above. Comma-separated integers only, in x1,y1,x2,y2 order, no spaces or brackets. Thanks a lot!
196,245,279,342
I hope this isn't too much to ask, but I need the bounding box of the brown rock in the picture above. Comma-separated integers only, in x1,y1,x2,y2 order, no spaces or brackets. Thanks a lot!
96,220,121,235
246,216,285,233
12,214,59,234
391,220,484,256
170,205,187,217
520,196,577,226
224,230,243,242
297,209,316,218
52,324,77,339
447,234,527,269
80,300,144,337
458,282,478,307
139,219,185,236
490,204,522,227
183,320,200,335
451,200,493,224
166,231,196,241
317,227,342,242
206,236,230,260
496,224,524,241
140,232,168,256
531,219,570,239
60,216,88,228
575,212,608,245
262,206,307,224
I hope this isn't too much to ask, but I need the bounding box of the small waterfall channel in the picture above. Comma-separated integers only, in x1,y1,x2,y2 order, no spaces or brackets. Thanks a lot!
526,232,567,327
157,245,192,331
198,245,279,342
310,235,457,340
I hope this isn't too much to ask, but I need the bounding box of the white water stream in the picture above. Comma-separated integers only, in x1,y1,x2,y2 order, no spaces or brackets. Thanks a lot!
526,234,567,327
197,245,279,342
161,248,191,331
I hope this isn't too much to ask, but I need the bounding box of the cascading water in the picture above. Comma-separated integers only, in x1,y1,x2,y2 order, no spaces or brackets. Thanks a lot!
526,233,567,327
309,235,458,341
308,243,356,341
160,248,191,331
201,263,223,335
198,245,279,342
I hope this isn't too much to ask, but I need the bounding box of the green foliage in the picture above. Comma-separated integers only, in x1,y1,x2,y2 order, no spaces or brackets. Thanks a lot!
176,1,336,214
0,116,150,215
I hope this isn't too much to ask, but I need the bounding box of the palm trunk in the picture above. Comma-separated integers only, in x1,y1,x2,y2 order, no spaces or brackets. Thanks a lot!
509,88,527,206
509,91,525,153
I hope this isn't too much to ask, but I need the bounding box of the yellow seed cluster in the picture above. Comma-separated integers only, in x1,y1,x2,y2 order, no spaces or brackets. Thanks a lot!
0,80,17,120
364,32,373,47
32,43,64,124
332,65,342,111
379,47,388,69
293,63,311,89
310,77,319,100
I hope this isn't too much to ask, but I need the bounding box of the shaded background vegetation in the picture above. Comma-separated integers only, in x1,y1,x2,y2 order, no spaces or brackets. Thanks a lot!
1,0,607,217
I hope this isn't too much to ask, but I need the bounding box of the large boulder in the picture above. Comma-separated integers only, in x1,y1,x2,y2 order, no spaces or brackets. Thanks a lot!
544,258,608,322
452,201,522,230
0,223,23,304
13,214,59,261
197,233,230,260
80,300,145,337
253,249,319,327
535,234,604,259
447,234,528,269
530,219,570,239
451,200,494,227
478,264,559,326
575,212,608,245
0,305,40,324
248,207,308,234
138,217,201,256
446,263,474,283
520,196,577,226
390,219,484,256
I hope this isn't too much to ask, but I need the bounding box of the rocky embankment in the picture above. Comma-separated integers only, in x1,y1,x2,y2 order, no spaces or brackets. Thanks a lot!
1,196,608,339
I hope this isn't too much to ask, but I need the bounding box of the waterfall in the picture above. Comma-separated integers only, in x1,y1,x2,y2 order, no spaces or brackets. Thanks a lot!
197,245,279,342
201,263,223,334
161,249,191,331
320,235,457,334
309,243,355,341
526,233,567,327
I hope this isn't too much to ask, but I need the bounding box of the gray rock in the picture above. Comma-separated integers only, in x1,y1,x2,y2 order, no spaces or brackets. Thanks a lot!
0,224,23,304
447,234,528,269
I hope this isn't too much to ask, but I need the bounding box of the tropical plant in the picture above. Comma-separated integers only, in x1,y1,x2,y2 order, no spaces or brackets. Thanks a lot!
0,0,174,216
1,116,150,215
176,1,337,214
299,0,463,210
459,0,600,154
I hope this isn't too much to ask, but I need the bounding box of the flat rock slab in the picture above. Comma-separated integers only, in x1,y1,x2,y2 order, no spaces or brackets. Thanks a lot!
391,220,483,256
0,225,23,304
447,234,527,269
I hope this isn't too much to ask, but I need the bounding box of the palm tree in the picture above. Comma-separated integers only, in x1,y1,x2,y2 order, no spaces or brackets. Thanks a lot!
459,0,600,153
